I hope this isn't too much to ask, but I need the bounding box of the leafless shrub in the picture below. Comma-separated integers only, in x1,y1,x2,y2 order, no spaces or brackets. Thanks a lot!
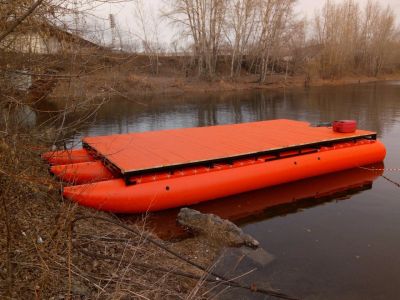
0,1,212,299
313,0,398,79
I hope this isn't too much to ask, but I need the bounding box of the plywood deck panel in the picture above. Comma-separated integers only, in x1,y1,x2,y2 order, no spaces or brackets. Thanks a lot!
83,119,376,174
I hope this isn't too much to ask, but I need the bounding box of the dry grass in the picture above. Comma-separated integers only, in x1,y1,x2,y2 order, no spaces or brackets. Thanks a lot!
0,49,230,299
0,130,214,299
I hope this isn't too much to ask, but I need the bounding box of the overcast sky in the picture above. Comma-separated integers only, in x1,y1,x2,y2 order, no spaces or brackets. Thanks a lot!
297,0,400,17
91,0,400,47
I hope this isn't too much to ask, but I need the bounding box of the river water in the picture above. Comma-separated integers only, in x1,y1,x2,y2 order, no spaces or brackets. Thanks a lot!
64,82,400,299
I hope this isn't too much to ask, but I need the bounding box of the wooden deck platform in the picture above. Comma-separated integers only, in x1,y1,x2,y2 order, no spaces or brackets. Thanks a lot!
82,119,376,176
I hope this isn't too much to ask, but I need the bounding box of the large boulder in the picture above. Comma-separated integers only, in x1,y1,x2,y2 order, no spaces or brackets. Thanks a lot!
177,208,259,248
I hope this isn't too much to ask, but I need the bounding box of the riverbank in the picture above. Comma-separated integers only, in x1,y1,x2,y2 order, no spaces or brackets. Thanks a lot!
4,70,399,299
51,67,400,101
0,132,226,299
31,52,396,101
1,124,283,299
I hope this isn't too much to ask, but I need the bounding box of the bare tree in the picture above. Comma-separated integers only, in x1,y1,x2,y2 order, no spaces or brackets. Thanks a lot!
314,0,360,78
224,0,257,78
362,1,396,76
166,0,227,78
314,0,397,78
286,18,307,76
132,0,164,75
251,0,296,83
1,1,216,299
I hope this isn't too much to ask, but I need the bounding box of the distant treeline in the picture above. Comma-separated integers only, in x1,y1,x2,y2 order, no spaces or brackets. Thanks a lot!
1,0,399,84
159,0,400,81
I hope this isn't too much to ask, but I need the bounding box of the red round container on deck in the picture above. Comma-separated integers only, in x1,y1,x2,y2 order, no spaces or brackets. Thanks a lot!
332,120,357,133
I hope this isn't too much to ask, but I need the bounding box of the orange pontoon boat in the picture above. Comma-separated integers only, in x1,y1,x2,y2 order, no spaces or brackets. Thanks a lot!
43,119,386,213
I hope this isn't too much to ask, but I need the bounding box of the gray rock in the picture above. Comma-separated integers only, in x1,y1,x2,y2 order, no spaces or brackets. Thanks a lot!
177,208,259,248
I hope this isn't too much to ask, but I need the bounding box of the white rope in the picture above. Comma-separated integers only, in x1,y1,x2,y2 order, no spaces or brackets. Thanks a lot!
358,166,400,172
358,166,400,188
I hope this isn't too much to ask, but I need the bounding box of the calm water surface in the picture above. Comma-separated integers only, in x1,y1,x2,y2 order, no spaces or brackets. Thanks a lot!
67,82,400,299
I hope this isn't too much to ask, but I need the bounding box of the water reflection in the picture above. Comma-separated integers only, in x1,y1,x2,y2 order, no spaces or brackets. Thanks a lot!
0,104,37,128
35,81,400,299
57,81,400,147
140,165,383,240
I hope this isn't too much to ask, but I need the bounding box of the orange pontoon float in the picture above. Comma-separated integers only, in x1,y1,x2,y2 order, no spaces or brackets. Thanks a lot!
142,165,383,239
43,119,386,213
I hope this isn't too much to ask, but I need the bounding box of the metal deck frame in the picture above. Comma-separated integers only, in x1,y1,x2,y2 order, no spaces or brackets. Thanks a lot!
83,133,377,185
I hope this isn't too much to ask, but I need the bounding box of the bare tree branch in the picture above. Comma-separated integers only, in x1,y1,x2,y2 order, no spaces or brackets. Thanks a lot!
0,0,45,43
